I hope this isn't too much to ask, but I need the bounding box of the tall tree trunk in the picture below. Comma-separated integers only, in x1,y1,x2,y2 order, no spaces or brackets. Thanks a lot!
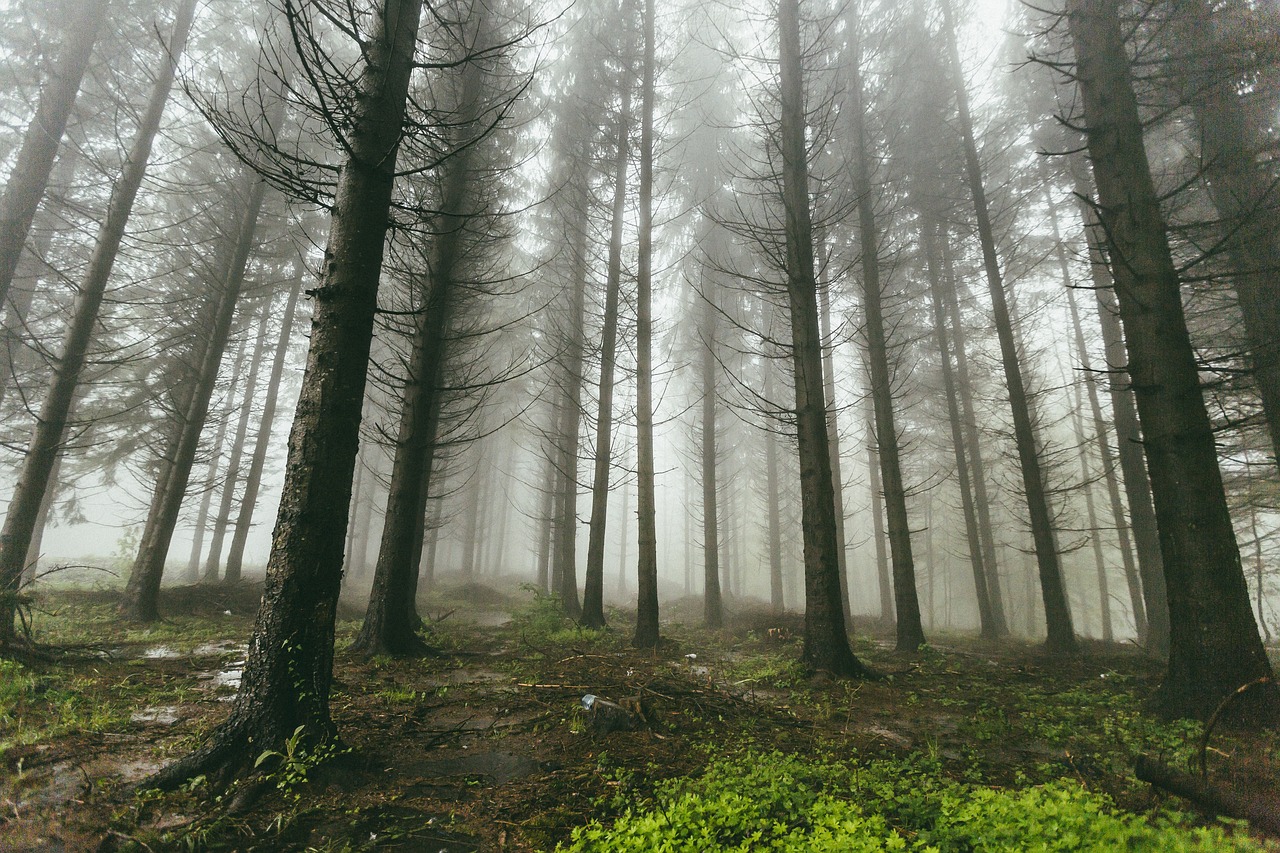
847,29,923,650
632,0,660,648
354,36,487,653
203,301,271,583
867,412,893,624
124,160,269,618
224,270,304,581
583,78,633,629
818,284,852,622
1065,351,1113,642
616,473,630,597
187,334,251,582
0,0,105,316
1070,170,1168,654
942,0,1073,651
1066,0,1274,720
1,0,198,642
939,231,1008,633
148,0,425,786
765,370,785,612
778,0,873,677
922,219,998,638
1051,201,1146,641
700,268,723,628
535,439,554,591
550,133,590,618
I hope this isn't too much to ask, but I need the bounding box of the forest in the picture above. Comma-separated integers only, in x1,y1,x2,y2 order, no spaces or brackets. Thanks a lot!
0,0,1278,849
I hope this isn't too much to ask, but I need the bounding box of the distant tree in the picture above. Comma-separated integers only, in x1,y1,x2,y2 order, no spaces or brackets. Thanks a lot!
0,0,105,329
939,0,1074,652
0,0,198,647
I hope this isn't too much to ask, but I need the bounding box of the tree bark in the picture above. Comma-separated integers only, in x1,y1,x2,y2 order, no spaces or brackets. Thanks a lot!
631,0,659,648
1066,0,1274,720
583,76,633,629
778,0,873,677
765,369,785,612
866,405,893,625
147,0,425,787
942,0,1074,652
0,0,198,643
224,270,304,581
0,0,105,316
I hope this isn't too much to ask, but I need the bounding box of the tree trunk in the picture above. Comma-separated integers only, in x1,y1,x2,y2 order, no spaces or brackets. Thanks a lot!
1066,0,1274,720
942,0,1074,652
847,31,923,650
632,0,660,648
583,78,633,629
1070,169,1168,655
354,36,488,653
224,270,304,581
535,439,554,591
778,0,873,677
922,219,998,638
147,0,425,787
867,410,893,625
0,0,105,316
700,268,723,628
818,284,851,622
0,0,198,643
939,230,1008,633
765,368,785,612
187,334,251,582
124,161,269,618
203,300,271,583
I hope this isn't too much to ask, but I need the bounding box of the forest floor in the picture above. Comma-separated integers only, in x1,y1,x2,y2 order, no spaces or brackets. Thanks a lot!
1,577,1279,851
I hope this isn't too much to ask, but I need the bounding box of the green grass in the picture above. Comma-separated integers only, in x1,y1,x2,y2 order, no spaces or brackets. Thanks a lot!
561,750,1273,852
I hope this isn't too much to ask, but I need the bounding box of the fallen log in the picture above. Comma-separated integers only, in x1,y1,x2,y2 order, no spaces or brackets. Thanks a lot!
1135,755,1280,835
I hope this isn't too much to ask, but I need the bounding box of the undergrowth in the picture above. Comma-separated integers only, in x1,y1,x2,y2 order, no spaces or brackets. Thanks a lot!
562,749,1273,852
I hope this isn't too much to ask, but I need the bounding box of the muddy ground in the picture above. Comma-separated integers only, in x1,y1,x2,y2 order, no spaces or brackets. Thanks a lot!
1,580,1277,851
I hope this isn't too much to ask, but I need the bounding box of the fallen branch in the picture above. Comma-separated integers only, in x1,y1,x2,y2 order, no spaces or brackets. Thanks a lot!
1135,755,1280,835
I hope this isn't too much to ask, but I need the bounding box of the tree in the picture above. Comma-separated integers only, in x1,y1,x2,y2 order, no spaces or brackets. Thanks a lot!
149,0,426,786
1063,0,1274,719
583,7,637,629
354,2,517,655
940,0,1074,652
844,6,924,650
0,0,105,325
632,0,660,648
778,0,874,677
0,0,199,646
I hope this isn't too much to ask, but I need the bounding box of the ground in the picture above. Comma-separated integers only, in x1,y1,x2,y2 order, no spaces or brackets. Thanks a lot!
1,577,1278,851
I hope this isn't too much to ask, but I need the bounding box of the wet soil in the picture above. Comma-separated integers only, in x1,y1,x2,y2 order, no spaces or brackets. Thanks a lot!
1,584,1278,851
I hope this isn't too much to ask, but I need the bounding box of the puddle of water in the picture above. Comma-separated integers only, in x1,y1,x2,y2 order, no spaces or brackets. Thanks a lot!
141,646,179,659
130,706,183,727
191,641,246,657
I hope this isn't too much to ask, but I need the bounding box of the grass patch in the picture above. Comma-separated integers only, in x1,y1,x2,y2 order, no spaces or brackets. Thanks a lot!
562,749,1273,851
